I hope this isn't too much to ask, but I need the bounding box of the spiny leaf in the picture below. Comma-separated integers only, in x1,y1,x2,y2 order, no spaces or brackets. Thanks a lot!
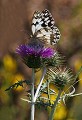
5,80,31,91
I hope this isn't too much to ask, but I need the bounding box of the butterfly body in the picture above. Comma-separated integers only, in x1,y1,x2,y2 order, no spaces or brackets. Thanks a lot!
31,9,60,45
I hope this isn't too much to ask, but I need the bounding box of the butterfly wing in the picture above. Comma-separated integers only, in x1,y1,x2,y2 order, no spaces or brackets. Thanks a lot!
31,9,60,45
31,10,43,34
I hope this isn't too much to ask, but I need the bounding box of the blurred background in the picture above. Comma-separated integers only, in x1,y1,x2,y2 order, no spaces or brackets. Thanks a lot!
0,0,82,120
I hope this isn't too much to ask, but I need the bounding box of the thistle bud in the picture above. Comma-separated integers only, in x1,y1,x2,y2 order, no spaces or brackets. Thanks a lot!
46,68,74,90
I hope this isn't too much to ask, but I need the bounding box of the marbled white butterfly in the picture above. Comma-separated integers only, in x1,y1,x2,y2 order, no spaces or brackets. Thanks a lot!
31,9,60,45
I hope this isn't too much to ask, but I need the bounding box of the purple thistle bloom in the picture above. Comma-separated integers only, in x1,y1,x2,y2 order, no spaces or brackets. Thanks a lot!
40,48,54,58
16,42,55,68
16,45,54,58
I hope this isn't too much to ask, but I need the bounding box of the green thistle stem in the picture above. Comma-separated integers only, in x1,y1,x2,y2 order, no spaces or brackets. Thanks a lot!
31,68,35,120
49,89,62,120
47,79,50,104
34,67,46,102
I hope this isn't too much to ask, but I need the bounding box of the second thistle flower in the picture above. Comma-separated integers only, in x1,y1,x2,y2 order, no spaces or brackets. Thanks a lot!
46,68,74,90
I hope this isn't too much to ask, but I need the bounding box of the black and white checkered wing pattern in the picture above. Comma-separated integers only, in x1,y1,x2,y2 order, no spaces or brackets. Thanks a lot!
31,9,60,45
31,11,43,34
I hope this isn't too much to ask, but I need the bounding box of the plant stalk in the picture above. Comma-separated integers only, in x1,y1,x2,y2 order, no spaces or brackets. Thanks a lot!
47,79,50,104
49,89,62,120
34,67,46,102
31,68,35,120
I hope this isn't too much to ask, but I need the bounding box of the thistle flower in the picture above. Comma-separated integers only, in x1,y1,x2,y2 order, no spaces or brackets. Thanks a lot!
16,41,54,68
46,68,74,90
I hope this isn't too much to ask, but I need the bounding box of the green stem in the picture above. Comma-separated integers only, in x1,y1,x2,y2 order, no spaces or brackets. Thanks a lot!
31,68,35,120
34,67,46,102
47,79,50,104
49,89,62,120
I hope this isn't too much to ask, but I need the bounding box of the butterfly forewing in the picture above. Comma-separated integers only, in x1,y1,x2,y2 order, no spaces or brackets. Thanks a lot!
32,11,43,34
31,9,60,45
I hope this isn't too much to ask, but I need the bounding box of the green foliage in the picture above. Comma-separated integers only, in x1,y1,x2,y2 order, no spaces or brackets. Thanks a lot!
5,80,31,91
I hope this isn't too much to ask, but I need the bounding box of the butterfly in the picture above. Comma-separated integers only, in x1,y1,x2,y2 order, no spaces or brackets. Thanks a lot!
31,9,60,45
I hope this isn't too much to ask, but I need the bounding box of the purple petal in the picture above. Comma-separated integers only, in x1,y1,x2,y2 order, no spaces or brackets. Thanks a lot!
16,44,55,59
41,48,54,58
